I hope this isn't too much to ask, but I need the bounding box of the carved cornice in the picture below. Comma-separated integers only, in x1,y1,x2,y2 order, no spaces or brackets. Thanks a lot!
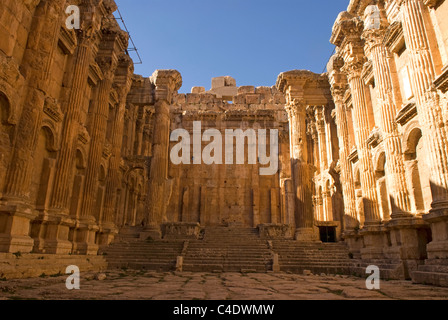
43,97,63,123
58,26,77,55
396,101,418,125
276,70,327,94
78,126,91,145
362,61,374,85
382,21,405,54
102,143,112,160
433,66,448,93
423,0,443,8
88,62,104,86
348,148,359,163
366,127,383,149
151,70,183,104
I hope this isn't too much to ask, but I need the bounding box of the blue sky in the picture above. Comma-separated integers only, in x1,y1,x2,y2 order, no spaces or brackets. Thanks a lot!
114,0,349,93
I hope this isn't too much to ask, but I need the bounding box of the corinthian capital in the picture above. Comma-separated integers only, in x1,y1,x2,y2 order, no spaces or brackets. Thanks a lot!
362,4,390,53
151,70,183,104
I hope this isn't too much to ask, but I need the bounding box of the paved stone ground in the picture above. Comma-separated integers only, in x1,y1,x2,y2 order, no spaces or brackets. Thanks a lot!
1,271,448,300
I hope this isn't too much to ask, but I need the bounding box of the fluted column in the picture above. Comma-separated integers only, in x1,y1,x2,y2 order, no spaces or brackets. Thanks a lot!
363,27,412,218
315,106,328,170
74,67,115,254
101,58,133,225
50,37,93,211
141,70,182,240
401,0,448,210
345,64,381,225
400,0,448,261
287,101,316,240
332,86,358,229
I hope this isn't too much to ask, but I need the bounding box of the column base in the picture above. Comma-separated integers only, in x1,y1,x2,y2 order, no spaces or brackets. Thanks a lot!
30,212,75,255
72,219,99,255
384,216,430,279
97,222,118,247
423,207,448,259
342,229,363,260
0,234,34,254
294,227,320,242
359,224,385,260
0,203,36,253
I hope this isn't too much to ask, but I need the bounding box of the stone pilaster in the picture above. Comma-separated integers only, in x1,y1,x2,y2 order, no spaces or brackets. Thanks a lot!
399,0,448,260
141,70,182,240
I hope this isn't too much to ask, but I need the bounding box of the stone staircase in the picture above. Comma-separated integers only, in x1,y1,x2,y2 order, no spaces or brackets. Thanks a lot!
272,241,353,275
104,226,356,274
412,259,448,286
182,226,272,272
350,259,405,280
103,227,185,272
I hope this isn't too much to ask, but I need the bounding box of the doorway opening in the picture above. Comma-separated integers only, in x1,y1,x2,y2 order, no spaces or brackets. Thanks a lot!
319,226,336,243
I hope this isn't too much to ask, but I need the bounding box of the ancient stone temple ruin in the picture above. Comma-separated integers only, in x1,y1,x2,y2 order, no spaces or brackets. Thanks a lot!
1,0,448,287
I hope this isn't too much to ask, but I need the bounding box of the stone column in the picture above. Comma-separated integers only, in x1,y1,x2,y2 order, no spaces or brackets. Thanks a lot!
287,100,316,241
0,0,66,253
400,0,448,259
141,70,182,240
75,57,118,255
40,31,96,254
329,81,358,230
346,63,385,258
315,106,328,171
99,55,134,247
362,11,412,218
363,4,429,272
333,14,385,258
344,65,381,225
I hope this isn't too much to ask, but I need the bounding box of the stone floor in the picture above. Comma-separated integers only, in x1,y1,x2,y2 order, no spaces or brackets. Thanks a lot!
1,271,448,300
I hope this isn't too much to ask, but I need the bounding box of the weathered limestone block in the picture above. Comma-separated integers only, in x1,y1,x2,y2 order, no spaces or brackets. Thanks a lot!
258,224,294,240
162,222,201,240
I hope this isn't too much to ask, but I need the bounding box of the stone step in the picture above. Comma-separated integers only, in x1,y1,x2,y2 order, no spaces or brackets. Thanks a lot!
182,264,270,273
412,271,448,287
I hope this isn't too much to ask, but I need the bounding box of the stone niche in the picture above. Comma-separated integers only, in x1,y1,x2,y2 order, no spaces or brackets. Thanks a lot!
258,224,294,240
161,222,201,240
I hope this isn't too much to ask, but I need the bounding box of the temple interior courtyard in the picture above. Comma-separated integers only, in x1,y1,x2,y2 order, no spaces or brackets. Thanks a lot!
2,0,448,299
